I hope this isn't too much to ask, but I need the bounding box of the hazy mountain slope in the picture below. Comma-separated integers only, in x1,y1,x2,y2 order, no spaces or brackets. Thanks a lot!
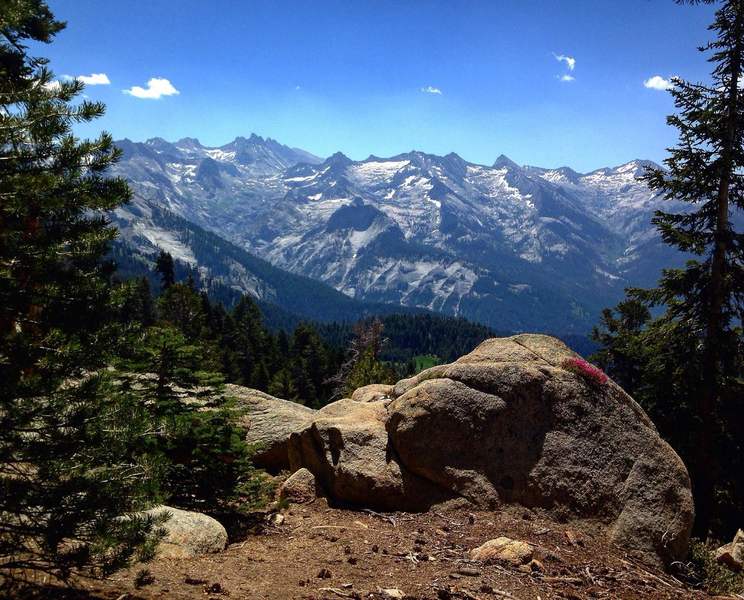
111,200,424,324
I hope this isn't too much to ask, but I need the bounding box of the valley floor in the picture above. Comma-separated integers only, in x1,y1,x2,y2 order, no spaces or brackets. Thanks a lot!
28,501,716,600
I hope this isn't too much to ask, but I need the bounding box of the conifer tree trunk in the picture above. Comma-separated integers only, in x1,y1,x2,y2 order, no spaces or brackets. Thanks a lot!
697,2,743,538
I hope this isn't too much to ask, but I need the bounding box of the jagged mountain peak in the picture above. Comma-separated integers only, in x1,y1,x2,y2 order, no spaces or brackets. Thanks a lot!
230,133,263,144
324,151,353,168
222,134,271,150
142,137,182,155
585,159,659,178
388,149,431,163
493,154,521,170
176,136,202,148
614,159,659,174
524,164,582,185
555,165,581,177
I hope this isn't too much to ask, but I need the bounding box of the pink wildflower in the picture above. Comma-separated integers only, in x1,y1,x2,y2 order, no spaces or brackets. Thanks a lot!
561,357,608,386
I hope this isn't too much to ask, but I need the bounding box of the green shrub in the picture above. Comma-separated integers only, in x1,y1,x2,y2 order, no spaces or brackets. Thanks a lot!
680,539,744,595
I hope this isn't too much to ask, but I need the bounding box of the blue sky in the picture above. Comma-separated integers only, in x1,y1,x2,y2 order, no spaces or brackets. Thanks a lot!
45,0,716,172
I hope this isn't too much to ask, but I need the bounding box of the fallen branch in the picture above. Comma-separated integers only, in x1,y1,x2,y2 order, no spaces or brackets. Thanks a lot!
538,575,584,585
362,508,397,526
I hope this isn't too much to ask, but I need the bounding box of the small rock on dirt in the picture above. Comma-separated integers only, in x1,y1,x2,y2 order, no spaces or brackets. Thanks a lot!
269,513,285,526
378,589,405,599
715,528,744,571
470,537,534,565
565,529,583,546
279,467,319,504
529,558,545,572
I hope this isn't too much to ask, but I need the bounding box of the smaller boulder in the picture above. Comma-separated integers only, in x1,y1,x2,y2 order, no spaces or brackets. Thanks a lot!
268,513,285,526
146,505,227,559
351,384,394,403
470,537,534,565
378,589,405,599
279,468,320,504
715,529,744,572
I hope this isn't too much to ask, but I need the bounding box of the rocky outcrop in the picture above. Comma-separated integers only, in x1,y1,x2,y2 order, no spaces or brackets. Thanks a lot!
145,506,227,559
351,384,394,403
286,398,448,511
239,334,694,568
716,529,744,571
228,384,315,472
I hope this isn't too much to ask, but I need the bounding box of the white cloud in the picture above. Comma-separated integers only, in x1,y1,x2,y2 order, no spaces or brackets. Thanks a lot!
644,75,673,91
77,73,110,85
44,73,109,92
559,74,575,83
124,77,179,99
554,53,576,71
421,85,442,95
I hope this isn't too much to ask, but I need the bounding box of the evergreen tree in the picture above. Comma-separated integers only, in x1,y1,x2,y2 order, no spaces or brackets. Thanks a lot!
155,250,175,289
115,326,258,512
291,323,329,406
112,277,156,328
599,0,744,538
590,299,651,395
342,345,396,397
330,319,396,399
250,360,271,391
0,0,160,580
230,295,267,386
268,367,299,401
158,282,208,342
277,329,290,357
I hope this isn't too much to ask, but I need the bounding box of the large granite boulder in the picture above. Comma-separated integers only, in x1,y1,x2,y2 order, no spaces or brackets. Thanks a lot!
386,334,693,567
227,384,315,472
232,335,694,568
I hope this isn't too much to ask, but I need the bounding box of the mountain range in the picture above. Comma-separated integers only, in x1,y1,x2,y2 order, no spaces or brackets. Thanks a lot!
110,134,688,333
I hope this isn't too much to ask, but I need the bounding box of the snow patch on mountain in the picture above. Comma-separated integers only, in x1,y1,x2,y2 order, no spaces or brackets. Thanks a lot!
117,209,197,266
349,159,411,185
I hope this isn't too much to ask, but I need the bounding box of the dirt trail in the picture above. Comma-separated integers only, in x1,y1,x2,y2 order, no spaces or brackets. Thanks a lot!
30,500,717,600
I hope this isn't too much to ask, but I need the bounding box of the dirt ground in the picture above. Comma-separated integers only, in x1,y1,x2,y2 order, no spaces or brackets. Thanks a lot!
10,498,731,600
